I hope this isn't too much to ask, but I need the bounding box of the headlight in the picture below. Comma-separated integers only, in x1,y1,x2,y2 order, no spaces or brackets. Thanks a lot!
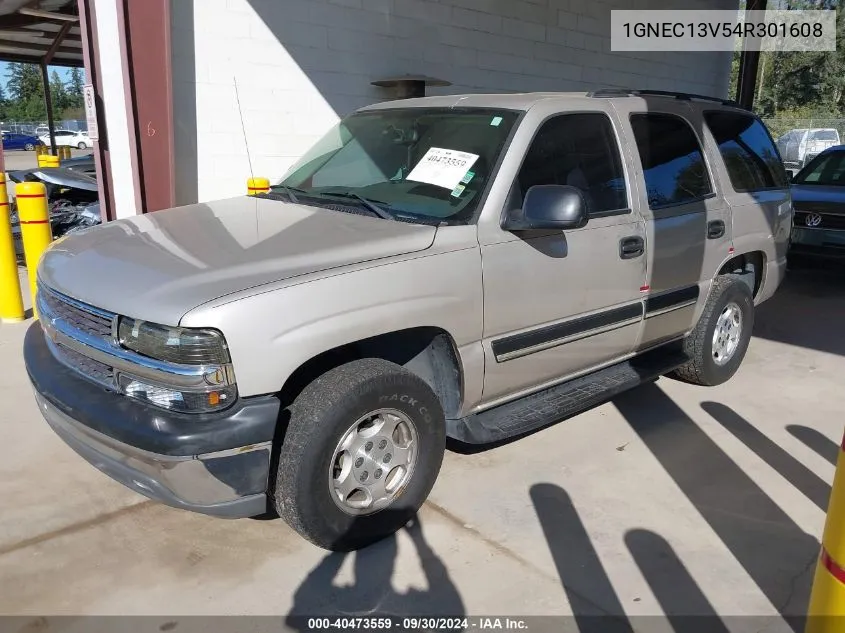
115,317,236,413
118,318,230,365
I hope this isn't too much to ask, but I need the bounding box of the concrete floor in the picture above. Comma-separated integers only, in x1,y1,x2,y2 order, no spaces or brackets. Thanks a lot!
3,148,90,172
0,263,842,632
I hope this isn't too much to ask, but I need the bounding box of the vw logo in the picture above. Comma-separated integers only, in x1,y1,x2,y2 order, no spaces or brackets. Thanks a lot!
806,213,823,227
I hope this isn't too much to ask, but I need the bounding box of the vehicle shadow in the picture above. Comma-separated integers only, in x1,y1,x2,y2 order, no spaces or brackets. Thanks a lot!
754,261,845,357
286,512,464,629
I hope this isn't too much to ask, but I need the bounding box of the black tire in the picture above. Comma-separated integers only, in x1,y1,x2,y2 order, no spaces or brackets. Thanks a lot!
24,143,34,151
669,275,754,386
272,358,446,551
77,142,87,149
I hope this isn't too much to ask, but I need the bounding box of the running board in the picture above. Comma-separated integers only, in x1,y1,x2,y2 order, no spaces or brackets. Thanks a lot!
446,347,689,445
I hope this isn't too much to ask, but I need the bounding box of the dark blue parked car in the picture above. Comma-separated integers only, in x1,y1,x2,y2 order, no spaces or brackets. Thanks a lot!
1,131,43,151
789,145,845,260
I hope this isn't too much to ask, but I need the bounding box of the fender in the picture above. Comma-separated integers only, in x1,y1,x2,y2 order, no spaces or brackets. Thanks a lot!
180,243,485,408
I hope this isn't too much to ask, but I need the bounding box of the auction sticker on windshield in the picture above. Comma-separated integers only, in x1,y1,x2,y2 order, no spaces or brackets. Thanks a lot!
407,147,480,190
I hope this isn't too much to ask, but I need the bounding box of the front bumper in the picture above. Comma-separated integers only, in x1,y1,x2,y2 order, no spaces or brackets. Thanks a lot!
25,322,281,518
790,227,845,260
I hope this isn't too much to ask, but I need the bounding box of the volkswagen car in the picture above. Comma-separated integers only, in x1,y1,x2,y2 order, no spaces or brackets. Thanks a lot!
789,145,845,260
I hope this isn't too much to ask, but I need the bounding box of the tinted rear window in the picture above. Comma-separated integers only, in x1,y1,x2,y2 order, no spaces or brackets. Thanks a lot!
630,113,713,208
704,111,787,192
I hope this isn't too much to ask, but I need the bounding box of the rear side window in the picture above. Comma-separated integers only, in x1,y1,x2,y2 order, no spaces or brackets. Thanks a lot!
630,113,713,209
704,111,787,192
518,113,628,215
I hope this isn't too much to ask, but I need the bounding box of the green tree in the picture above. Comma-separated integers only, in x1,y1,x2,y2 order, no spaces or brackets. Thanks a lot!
49,69,69,114
5,62,45,121
66,66,84,109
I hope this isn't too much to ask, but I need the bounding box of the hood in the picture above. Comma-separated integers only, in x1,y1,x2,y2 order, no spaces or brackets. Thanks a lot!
38,196,437,325
791,185,845,212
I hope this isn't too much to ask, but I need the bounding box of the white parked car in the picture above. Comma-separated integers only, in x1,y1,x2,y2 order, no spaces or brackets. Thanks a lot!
38,129,92,149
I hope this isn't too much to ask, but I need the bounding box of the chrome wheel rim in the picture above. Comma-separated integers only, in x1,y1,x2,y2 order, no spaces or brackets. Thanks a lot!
712,302,743,366
328,408,418,516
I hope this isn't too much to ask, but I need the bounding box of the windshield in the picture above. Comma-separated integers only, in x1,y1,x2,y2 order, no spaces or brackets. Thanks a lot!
811,130,838,141
277,108,519,224
794,150,845,186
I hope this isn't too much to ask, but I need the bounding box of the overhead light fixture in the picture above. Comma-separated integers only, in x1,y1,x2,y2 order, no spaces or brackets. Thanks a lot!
18,8,79,22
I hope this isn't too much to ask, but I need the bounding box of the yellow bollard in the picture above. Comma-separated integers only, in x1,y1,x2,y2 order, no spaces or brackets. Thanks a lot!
41,154,59,168
806,431,845,632
247,177,270,196
35,144,44,156
16,182,52,319
0,173,24,323
60,146,71,160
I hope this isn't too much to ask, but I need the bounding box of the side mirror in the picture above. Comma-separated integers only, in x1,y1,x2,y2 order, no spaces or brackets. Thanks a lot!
504,184,588,231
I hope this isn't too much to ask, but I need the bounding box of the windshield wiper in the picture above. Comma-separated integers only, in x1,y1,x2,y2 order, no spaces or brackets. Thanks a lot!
316,191,395,220
268,184,308,203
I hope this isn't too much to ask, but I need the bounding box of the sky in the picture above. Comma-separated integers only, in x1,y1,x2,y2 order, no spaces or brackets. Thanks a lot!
0,62,72,93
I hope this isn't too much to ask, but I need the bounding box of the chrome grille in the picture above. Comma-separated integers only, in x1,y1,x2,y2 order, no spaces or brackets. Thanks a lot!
50,341,115,388
38,284,114,339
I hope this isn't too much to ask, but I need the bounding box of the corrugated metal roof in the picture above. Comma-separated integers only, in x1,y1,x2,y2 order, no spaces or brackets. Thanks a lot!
0,0,82,67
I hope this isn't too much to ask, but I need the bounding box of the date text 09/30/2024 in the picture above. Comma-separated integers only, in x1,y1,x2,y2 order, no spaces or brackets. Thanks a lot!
304,618,529,631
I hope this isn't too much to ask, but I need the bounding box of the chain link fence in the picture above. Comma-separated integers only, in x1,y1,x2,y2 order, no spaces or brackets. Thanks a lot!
0,119,88,135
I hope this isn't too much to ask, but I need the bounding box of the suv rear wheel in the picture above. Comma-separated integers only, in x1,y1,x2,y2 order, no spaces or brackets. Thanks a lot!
670,275,754,386
272,358,446,551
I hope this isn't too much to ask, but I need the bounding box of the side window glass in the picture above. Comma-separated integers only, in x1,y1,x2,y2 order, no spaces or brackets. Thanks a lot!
704,111,787,192
517,113,628,215
630,113,713,209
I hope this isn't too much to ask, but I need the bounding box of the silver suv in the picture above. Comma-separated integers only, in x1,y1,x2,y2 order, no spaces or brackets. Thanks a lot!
25,90,792,550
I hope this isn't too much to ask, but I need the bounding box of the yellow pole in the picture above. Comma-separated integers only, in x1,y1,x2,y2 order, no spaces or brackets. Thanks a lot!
806,431,845,633
0,173,24,323
35,144,43,156
247,177,270,196
41,154,59,168
16,182,51,319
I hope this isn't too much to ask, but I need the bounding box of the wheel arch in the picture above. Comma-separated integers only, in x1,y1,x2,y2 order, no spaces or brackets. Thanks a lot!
276,326,465,420
717,250,765,300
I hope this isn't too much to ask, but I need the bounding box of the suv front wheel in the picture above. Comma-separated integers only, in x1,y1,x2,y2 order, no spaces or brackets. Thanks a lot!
670,275,754,386
272,358,446,551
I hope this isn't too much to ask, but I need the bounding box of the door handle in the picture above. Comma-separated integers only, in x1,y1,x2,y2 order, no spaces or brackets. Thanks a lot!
708,220,726,239
620,236,644,259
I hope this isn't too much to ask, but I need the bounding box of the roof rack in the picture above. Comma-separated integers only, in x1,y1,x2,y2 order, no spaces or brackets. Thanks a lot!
587,88,745,109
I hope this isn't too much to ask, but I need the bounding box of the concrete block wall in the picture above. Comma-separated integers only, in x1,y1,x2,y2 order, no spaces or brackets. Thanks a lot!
171,0,737,204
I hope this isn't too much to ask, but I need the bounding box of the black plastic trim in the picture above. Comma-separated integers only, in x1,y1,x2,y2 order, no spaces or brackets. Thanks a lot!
645,285,700,315
24,322,281,456
492,303,643,359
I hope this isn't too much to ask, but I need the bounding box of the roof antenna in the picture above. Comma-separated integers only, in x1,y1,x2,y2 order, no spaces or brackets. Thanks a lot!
233,76,255,182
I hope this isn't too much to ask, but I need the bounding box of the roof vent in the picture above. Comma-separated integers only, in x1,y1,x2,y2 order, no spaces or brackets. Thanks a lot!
371,75,451,100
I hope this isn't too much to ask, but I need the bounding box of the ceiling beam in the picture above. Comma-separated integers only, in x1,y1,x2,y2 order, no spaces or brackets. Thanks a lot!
0,40,81,55
0,51,82,66
17,8,79,22
44,21,72,64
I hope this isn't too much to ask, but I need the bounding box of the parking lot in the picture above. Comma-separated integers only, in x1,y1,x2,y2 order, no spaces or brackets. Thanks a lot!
2,148,90,172
0,263,842,631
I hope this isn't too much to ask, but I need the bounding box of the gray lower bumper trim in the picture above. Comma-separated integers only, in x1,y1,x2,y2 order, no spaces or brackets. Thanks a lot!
38,391,269,519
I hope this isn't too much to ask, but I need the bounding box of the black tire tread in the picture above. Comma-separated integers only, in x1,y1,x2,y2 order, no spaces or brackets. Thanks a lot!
273,358,444,550
670,275,751,386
